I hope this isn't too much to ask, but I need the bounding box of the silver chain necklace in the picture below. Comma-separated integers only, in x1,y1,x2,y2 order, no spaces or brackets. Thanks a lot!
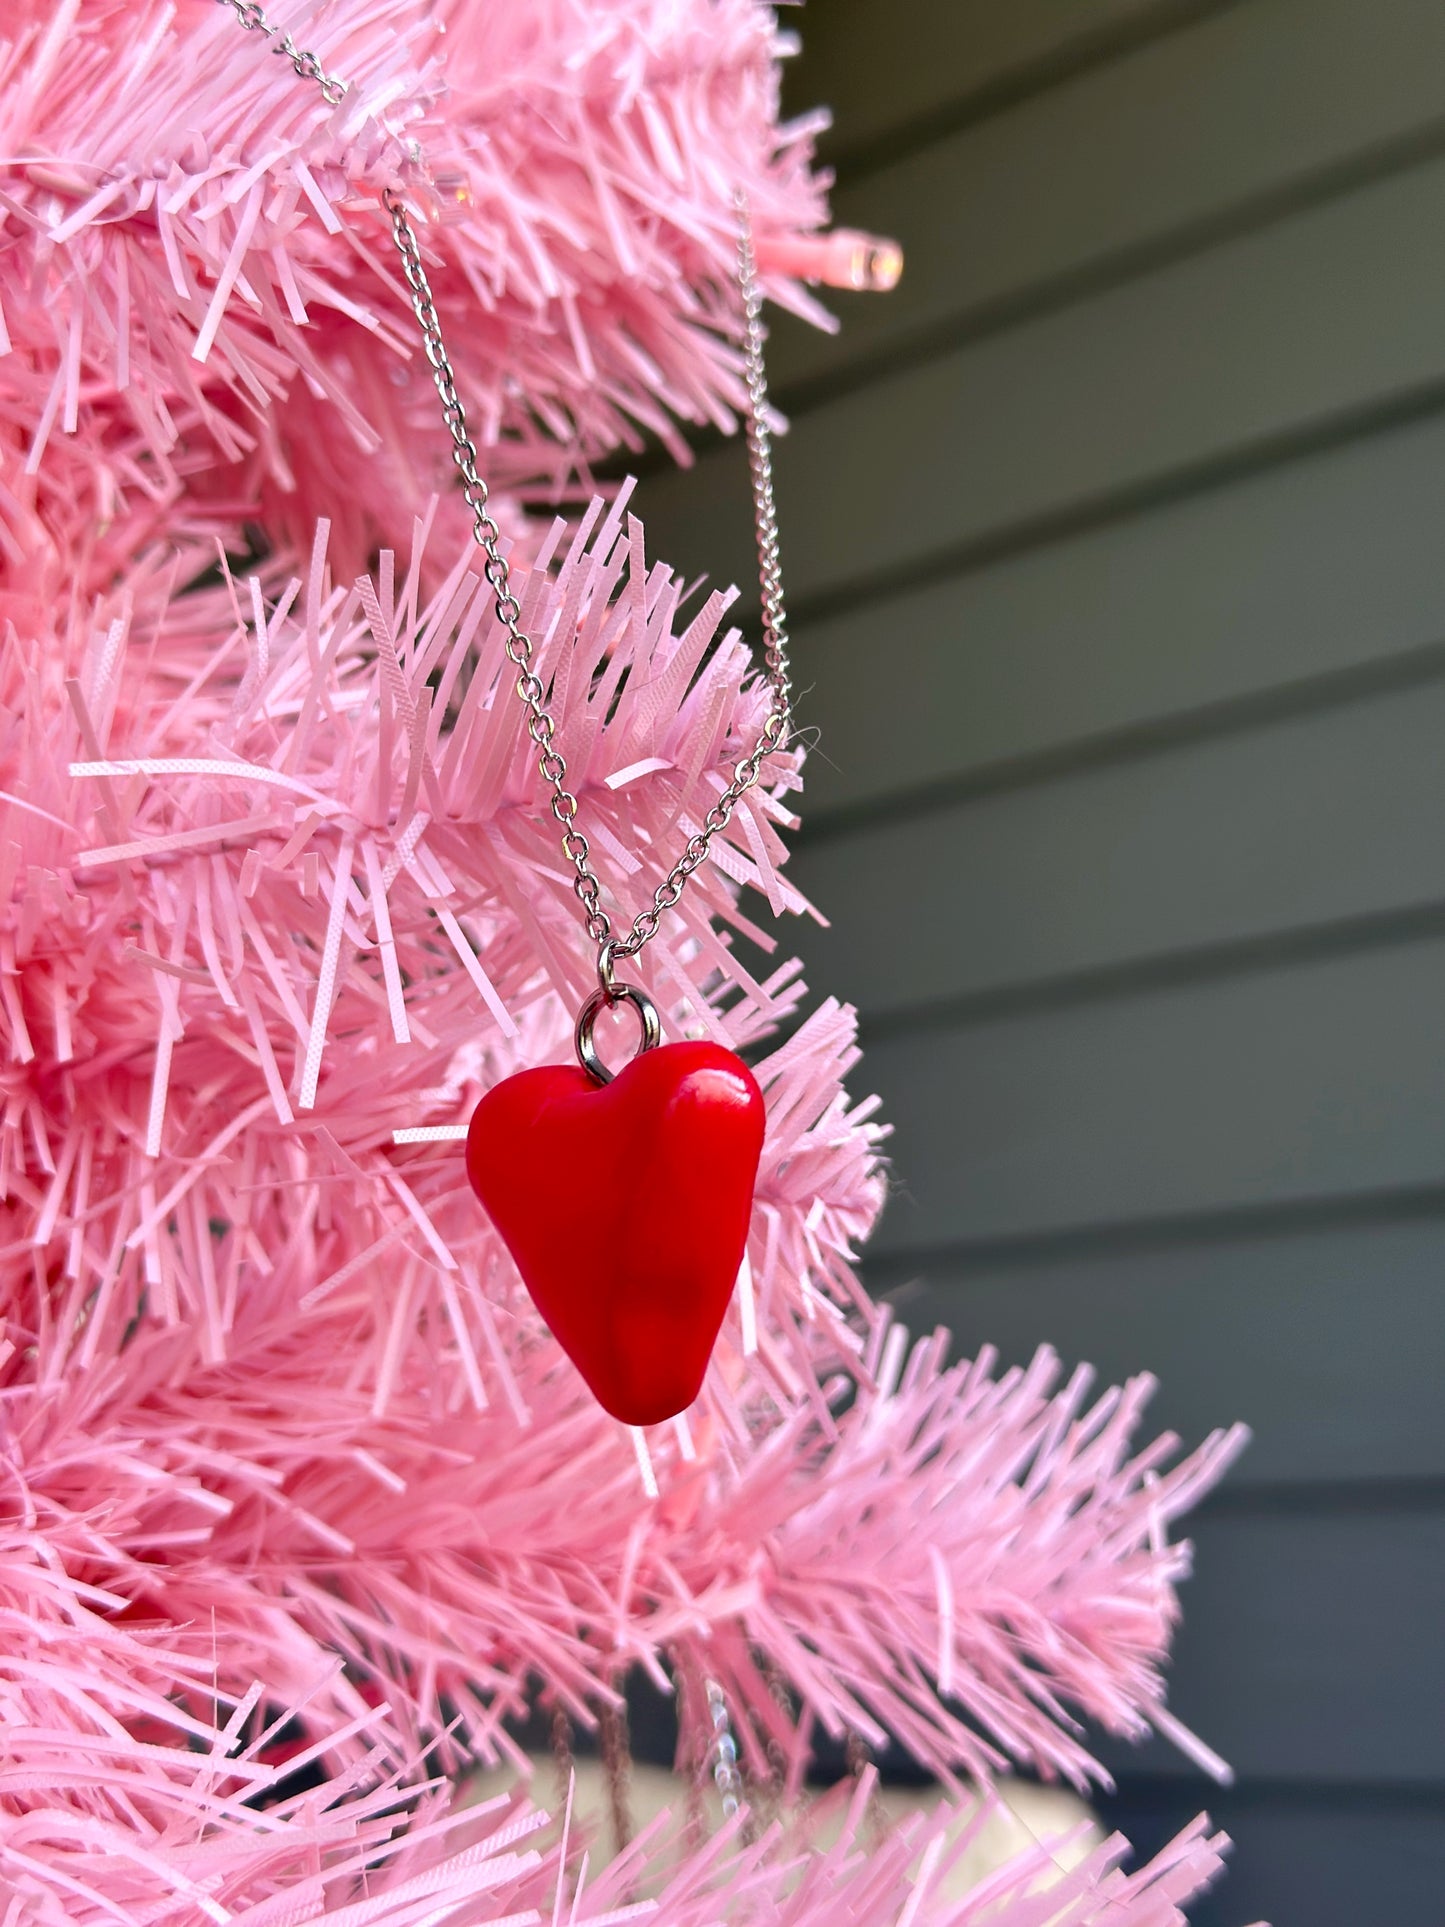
217,0,794,1071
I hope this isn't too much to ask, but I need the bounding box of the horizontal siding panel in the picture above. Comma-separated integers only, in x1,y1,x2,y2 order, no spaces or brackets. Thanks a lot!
789,408,1445,817
759,4,1443,1898
788,0,1196,162
639,156,1445,611
864,939,1445,1254
1090,1510,1445,1783
790,676,1445,1014
1102,1799,1445,1927
773,0,1445,393
886,1219,1445,1484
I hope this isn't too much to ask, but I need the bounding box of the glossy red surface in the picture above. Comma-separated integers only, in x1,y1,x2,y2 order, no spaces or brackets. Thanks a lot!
466,1040,766,1425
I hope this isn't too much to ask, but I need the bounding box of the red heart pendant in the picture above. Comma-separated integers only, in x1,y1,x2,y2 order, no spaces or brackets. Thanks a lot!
466,1041,765,1425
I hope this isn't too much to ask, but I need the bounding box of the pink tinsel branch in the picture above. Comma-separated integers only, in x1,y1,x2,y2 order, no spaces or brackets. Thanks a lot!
3,512,1243,1850
0,0,832,591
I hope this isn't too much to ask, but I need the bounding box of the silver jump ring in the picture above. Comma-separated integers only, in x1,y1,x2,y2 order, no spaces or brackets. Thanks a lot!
596,940,618,998
575,980,662,1086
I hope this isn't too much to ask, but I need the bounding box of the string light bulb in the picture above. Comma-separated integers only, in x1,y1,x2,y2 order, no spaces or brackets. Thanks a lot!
757,227,904,292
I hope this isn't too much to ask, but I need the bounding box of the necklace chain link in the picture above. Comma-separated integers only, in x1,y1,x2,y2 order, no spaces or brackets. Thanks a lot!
705,1677,744,1820
215,0,350,106
216,0,793,975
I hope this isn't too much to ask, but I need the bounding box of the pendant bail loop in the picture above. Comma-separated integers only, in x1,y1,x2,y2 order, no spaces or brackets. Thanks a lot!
575,976,663,1085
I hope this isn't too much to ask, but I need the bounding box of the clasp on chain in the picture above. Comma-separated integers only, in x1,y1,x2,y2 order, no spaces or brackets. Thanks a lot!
576,947,662,1085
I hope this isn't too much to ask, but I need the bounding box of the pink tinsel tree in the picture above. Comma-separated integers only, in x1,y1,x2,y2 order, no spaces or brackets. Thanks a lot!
0,4,1246,1921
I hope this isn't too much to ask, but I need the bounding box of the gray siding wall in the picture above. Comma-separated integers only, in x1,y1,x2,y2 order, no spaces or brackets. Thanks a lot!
641,3,1445,1920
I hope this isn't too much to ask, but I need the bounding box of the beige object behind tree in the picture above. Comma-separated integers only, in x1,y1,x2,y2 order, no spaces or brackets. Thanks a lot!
468,1756,1099,1901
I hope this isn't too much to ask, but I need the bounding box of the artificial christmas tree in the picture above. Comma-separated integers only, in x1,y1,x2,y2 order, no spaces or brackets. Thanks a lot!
0,3,1247,1919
